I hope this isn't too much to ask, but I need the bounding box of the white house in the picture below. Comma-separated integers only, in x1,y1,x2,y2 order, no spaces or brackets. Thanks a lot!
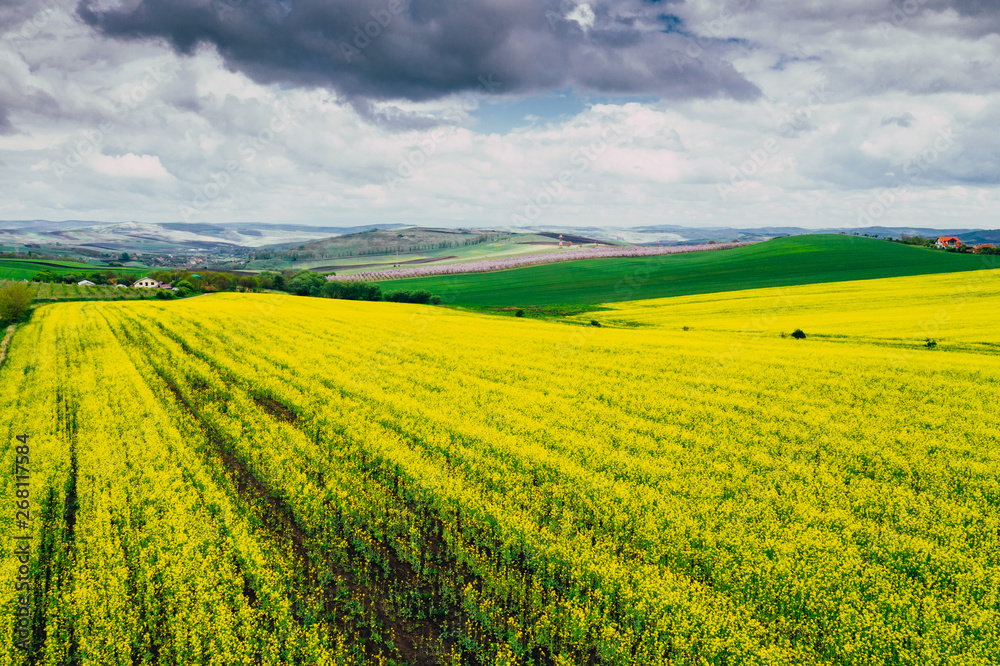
133,277,160,289
77,280,96,287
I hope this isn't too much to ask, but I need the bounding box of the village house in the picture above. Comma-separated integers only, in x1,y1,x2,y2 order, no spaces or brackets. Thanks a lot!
133,277,162,288
935,236,962,249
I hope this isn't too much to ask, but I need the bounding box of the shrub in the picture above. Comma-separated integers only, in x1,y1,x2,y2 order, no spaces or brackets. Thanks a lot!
0,282,34,325
791,329,806,339
925,338,937,348
408,289,432,305
590,320,601,327
430,296,442,305
321,280,383,302
515,309,525,318
286,270,326,296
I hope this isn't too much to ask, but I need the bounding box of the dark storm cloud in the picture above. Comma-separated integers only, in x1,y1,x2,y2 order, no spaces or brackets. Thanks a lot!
76,0,760,103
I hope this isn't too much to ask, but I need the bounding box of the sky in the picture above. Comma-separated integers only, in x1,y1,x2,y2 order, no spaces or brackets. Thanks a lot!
1,0,998,230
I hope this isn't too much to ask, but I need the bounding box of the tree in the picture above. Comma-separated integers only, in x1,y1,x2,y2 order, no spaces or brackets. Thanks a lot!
0,283,33,325
791,329,806,339
120,252,131,262
321,280,382,301
237,276,259,292
257,271,280,290
408,289,432,304
286,270,325,296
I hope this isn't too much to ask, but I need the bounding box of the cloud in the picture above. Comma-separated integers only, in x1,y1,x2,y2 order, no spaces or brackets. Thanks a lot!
90,153,171,179
76,0,760,103
566,3,596,32
882,112,916,128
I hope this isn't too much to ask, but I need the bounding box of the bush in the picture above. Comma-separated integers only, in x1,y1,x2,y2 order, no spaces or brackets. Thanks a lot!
0,282,34,325
430,296,441,305
382,289,436,304
791,329,806,339
155,290,174,299
925,338,937,348
321,280,382,302
33,270,58,283
515,309,525,318
385,291,411,303
590,320,601,327
286,270,326,296
409,289,432,305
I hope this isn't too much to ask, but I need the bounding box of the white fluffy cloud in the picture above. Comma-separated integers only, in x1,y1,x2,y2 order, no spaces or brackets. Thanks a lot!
0,1,999,229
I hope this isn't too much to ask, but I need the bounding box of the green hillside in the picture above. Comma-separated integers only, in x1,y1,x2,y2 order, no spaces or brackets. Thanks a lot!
376,235,997,306
0,258,144,281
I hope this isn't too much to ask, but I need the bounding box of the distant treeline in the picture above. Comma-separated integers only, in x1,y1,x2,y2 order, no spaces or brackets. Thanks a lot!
279,271,439,304
57,268,444,305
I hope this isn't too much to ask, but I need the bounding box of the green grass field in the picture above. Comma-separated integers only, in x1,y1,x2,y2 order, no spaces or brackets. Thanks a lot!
0,258,144,281
376,235,997,306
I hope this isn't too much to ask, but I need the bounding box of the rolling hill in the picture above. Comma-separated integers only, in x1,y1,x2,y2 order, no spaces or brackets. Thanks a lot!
374,235,997,306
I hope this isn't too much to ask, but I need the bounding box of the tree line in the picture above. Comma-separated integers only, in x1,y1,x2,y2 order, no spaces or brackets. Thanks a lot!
116,269,441,304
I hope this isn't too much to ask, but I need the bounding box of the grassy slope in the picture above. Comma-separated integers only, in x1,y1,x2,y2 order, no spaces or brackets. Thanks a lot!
376,235,997,306
0,258,144,281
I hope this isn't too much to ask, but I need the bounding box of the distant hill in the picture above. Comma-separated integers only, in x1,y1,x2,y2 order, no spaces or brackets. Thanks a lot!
1,220,997,260
283,227,510,259
511,224,996,246
0,221,410,255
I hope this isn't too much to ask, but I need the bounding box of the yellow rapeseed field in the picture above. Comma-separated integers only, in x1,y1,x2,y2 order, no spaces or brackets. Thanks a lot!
1,269,998,665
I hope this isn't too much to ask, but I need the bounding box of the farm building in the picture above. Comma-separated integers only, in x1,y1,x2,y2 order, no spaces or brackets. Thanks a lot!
133,277,161,288
935,236,962,249
77,280,96,286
